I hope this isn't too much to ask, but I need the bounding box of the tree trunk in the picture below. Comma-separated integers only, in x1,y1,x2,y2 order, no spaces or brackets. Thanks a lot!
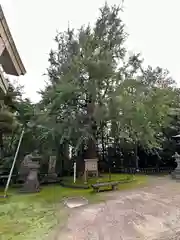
0,131,3,159
86,138,97,159
155,149,161,172
101,123,105,161
58,142,69,176
85,101,97,159
8,131,16,153
76,143,85,176
135,144,139,169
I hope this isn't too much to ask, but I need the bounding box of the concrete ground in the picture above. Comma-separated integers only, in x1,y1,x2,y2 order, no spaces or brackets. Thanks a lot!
55,177,180,240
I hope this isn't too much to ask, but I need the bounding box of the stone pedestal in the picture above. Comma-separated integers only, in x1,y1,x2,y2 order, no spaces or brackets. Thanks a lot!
84,158,98,182
172,152,180,179
20,161,40,193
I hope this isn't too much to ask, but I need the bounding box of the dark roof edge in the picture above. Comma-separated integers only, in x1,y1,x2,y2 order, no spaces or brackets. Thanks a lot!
0,5,26,75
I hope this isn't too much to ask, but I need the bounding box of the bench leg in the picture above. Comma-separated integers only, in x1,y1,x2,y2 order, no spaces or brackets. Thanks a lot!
112,185,118,190
93,188,99,193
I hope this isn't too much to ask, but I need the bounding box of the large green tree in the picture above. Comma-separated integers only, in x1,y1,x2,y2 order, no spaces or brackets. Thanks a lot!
40,4,142,158
38,3,177,172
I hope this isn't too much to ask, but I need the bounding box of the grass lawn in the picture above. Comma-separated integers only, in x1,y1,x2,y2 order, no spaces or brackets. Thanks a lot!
62,173,134,186
0,174,147,240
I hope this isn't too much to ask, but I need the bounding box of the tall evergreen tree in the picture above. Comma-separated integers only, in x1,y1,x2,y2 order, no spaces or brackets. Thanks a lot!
38,3,177,172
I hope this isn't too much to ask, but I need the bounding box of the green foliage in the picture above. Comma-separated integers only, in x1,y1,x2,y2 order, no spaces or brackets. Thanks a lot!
110,79,176,148
34,2,178,161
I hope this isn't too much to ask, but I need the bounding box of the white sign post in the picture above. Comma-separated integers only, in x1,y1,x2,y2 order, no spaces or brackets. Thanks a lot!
73,162,76,183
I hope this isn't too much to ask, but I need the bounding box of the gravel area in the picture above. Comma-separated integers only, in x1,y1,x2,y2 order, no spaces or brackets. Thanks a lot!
55,177,180,240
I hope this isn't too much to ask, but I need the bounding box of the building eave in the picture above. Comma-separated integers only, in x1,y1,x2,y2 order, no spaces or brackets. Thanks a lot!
0,5,26,76
0,70,8,94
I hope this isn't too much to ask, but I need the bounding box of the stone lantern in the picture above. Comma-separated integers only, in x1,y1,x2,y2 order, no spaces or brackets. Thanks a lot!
172,134,180,179
19,154,41,193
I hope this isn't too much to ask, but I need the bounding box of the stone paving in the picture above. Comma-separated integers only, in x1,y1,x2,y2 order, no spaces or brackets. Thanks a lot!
56,177,180,240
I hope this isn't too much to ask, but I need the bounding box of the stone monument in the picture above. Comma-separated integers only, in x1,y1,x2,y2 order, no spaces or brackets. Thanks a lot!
46,155,57,183
19,152,40,193
172,152,180,179
84,158,98,183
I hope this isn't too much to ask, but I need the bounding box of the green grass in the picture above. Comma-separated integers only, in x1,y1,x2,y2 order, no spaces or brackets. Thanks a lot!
0,174,147,240
62,173,133,186
0,186,67,240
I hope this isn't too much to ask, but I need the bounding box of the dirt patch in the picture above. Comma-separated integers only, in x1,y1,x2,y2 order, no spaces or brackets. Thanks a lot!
55,177,180,239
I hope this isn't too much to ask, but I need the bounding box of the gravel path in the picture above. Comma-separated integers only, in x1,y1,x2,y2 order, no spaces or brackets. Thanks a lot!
55,177,180,240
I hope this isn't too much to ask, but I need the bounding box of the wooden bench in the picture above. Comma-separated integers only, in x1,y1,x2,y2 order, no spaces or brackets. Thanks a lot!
91,181,119,192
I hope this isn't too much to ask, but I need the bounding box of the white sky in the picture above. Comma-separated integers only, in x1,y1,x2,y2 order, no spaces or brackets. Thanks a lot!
1,0,180,102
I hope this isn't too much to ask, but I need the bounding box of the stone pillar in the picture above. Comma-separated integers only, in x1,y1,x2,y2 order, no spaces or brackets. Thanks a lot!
172,152,180,179
48,156,56,173
47,156,57,182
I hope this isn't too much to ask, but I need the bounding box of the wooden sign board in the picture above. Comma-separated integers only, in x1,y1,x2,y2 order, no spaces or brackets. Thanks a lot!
84,159,98,182
84,159,98,171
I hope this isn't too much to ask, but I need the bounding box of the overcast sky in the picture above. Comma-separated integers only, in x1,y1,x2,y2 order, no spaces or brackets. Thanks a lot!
1,0,180,102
